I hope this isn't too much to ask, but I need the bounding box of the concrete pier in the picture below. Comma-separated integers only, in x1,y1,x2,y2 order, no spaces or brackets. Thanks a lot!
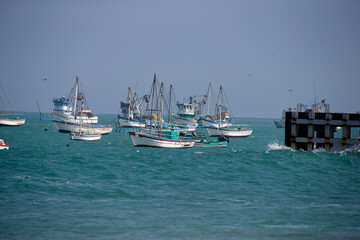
285,111,360,151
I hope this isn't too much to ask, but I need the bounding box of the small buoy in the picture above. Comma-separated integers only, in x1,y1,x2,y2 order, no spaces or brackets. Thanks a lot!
67,144,70,147
44,127,48,131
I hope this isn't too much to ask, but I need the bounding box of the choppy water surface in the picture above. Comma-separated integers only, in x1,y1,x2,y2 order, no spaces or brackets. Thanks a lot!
1,113,359,239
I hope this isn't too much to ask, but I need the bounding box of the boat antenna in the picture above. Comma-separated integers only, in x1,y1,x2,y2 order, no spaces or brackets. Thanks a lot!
168,84,173,123
73,75,79,119
128,87,131,120
160,82,164,127
219,84,222,126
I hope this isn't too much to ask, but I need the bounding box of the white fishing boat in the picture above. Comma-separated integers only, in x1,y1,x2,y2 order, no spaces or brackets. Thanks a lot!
174,96,198,130
71,132,102,141
50,75,112,135
118,87,147,128
0,115,26,126
205,84,253,138
0,83,26,126
207,126,253,138
197,83,231,128
129,129,195,148
129,73,195,148
0,139,9,150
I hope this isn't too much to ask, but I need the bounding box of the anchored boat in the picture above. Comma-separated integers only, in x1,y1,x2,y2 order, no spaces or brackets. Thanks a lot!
197,83,231,128
129,73,195,148
0,139,9,150
204,84,253,138
70,132,102,141
118,87,147,128
0,82,26,126
50,75,112,135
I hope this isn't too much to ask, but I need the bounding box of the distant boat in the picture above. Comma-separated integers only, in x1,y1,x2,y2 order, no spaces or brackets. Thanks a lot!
71,132,102,141
173,95,198,131
0,82,26,126
273,120,285,128
129,129,195,148
0,115,26,126
0,139,9,150
129,73,195,148
204,84,253,138
50,75,112,135
195,137,228,148
273,110,285,128
118,87,147,128
198,83,231,128
207,125,253,138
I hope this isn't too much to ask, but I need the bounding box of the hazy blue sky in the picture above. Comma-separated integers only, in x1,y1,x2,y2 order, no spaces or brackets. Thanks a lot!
0,0,359,118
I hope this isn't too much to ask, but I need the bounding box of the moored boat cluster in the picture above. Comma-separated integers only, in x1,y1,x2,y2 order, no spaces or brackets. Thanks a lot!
1,73,254,149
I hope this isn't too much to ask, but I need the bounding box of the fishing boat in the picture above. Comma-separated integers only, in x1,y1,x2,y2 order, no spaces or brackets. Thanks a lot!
273,120,284,128
197,83,231,128
50,75,112,135
118,87,147,128
71,132,102,141
207,125,253,138
0,115,26,126
195,137,228,148
0,83,26,126
0,139,9,150
205,85,253,138
129,73,195,148
129,129,195,148
173,95,198,131
273,110,285,128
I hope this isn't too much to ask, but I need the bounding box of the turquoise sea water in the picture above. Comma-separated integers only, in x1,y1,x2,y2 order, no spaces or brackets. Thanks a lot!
1,113,359,239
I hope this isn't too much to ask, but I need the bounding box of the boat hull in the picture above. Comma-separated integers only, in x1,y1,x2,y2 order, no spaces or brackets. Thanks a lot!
0,144,9,150
174,116,198,127
207,127,253,138
129,132,195,148
273,120,284,128
54,120,113,135
198,118,230,128
0,117,26,126
71,133,102,141
118,116,145,128
195,141,227,148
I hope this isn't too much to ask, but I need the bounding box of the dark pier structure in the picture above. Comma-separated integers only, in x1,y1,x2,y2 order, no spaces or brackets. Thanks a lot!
285,111,360,151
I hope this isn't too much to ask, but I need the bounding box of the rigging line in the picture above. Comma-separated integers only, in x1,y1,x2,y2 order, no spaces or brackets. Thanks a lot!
209,83,216,116
222,87,234,119
0,81,14,113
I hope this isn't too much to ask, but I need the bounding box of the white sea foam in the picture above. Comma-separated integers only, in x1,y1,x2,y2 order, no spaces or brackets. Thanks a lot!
266,140,292,152
314,144,360,154
194,151,204,155
263,224,312,229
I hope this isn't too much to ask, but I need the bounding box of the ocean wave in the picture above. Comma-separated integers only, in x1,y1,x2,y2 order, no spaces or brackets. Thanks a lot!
266,140,292,152
313,145,360,154
263,224,312,229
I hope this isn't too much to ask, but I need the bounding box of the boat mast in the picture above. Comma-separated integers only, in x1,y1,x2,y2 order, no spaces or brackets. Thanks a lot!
128,87,131,120
207,82,211,115
73,75,79,119
168,84,172,123
160,82,164,127
150,72,157,126
219,84,222,127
